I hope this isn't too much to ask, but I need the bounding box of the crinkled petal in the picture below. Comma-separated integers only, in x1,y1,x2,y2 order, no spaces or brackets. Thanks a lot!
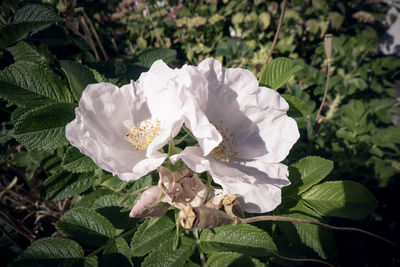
197,58,299,162
210,160,289,213
181,88,222,156
65,82,167,181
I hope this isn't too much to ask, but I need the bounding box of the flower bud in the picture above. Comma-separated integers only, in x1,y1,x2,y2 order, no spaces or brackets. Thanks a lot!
129,186,167,218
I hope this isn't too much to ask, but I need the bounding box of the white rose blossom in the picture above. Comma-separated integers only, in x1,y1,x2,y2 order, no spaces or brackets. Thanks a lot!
65,60,221,181
171,58,300,213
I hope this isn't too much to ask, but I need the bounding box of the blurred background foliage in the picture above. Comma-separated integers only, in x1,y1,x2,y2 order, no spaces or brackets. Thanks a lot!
0,0,399,266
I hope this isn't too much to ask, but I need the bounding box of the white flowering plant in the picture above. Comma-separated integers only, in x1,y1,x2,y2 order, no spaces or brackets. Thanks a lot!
1,1,397,267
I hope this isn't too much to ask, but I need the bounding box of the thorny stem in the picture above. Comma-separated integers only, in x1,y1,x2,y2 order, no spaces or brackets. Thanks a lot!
273,253,335,267
261,0,288,70
193,229,206,267
241,215,399,251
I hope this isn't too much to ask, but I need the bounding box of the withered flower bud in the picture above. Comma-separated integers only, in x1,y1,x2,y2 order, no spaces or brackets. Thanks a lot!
222,194,245,219
179,206,240,229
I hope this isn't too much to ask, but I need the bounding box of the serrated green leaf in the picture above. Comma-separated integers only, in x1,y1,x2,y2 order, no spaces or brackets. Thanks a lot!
0,3,62,49
142,236,195,267
10,237,83,267
123,174,153,207
60,60,98,101
301,181,377,219
93,194,122,209
62,146,98,173
11,106,30,124
199,224,277,256
83,256,98,267
259,57,303,90
7,41,45,65
131,215,175,257
56,207,116,247
283,156,334,198
277,201,336,259
72,189,114,208
101,173,132,192
206,252,266,267
281,94,309,117
103,237,133,266
42,171,96,201
0,61,74,108
13,103,76,151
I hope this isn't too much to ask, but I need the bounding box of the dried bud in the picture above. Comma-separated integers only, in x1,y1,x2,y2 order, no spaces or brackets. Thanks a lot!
324,34,333,60
222,194,245,218
179,206,240,229
129,186,167,218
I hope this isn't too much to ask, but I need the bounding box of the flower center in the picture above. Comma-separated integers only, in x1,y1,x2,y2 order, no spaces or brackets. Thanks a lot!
125,118,161,150
212,120,238,163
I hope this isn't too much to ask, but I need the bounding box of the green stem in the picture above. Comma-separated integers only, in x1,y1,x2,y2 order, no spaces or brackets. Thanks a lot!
193,229,206,267
182,125,197,140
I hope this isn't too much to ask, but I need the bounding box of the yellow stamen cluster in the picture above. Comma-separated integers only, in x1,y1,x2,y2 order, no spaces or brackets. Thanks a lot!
212,120,238,163
125,118,161,150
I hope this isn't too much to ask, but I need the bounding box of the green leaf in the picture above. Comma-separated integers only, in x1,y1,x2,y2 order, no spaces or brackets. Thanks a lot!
100,173,132,192
103,237,133,266
142,236,195,267
10,237,83,267
277,201,336,259
13,103,76,151
72,189,114,208
281,94,309,117
62,146,98,173
42,171,96,201
11,150,58,179
56,207,116,247
130,215,175,257
206,252,266,267
0,3,62,49
259,57,303,90
60,60,98,101
7,41,45,65
135,48,177,68
283,156,334,198
199,224,277,256
123,174,153,207
301,181,378,219
0,61,74,108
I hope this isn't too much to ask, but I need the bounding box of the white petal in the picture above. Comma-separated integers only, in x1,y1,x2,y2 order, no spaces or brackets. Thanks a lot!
65,82,167,181
210,160,290,213
138,60,182,123
172,146,290,213
170,146,213,174
181,88,222,156
198,58,299,163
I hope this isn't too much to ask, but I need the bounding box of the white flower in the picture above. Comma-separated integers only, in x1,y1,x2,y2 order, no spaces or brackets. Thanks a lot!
171,58,300,213
66,60,220,181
